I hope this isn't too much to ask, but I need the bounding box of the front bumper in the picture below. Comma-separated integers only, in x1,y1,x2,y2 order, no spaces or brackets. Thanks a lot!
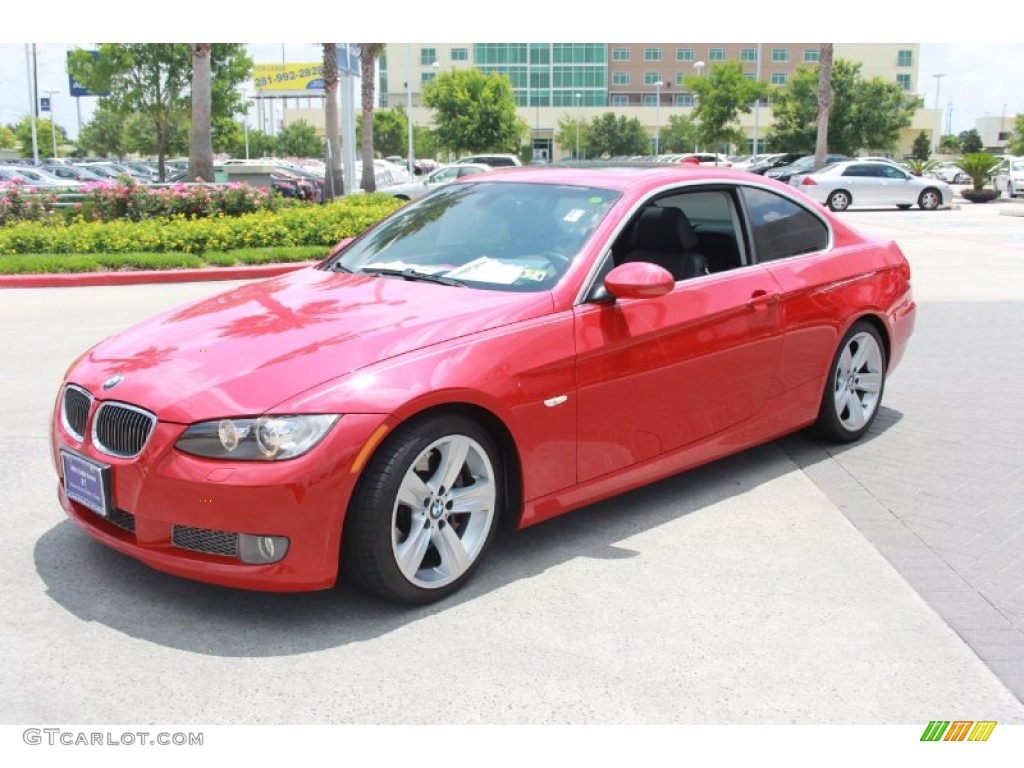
53,402,390,592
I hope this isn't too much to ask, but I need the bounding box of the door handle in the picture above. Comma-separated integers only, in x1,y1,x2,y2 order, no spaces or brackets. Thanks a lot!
746,290,779,310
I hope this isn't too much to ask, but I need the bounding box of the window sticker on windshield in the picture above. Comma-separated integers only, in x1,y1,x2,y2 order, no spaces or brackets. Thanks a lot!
520,267,548,282
588,196,603,204
447,257,523,284
563,209,585,222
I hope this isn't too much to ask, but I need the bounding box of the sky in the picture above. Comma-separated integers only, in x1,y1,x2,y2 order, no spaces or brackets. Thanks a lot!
1,2,1022,141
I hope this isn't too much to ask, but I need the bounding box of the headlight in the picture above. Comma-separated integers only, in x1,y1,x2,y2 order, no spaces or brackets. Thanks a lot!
175,415,340,461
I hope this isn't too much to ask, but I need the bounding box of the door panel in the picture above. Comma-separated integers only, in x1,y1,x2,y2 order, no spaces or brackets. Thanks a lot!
573,267,784,482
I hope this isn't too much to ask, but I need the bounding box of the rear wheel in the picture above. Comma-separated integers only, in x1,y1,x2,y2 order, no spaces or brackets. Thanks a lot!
826,190,851,212
343,414,502,604
918,188,941,210
814,321,886,443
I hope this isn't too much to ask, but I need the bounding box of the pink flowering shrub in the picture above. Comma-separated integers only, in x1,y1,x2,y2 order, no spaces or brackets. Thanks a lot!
0,180,60,226
71,180,286,223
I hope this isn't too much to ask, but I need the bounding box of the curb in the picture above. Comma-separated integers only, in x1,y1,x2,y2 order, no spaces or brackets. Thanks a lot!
0,261,317,289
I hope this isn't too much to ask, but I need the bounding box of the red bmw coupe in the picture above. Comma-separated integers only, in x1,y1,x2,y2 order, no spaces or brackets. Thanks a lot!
51,166,915,603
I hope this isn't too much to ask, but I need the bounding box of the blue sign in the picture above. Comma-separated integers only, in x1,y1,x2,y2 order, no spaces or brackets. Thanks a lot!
336,44,360,76
67,49,110,97
61,451,110,517
40,97,51,112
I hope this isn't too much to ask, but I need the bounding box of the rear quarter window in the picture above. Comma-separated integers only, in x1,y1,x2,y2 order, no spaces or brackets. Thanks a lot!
742,187,829,262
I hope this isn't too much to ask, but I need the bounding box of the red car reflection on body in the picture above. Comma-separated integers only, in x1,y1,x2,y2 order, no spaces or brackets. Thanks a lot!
51,166,915,604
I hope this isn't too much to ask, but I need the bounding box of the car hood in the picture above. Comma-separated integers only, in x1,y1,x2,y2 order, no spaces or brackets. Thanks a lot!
68,266,554,423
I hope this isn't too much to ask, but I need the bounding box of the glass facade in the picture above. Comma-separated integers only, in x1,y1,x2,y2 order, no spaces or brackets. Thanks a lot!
474,43,607,107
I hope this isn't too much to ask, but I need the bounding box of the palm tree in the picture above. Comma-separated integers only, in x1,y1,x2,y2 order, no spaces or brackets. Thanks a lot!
814,43,834,171
322,43,344,201
359,44,386,192
188,44,214,182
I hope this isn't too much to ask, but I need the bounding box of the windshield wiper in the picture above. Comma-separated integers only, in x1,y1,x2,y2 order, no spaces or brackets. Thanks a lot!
359,266,466,287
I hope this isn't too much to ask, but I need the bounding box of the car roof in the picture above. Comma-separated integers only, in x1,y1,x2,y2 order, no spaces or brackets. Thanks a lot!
448,164,791,193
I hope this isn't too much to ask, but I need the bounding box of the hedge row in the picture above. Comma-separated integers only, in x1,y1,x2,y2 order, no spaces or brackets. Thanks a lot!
0,247,327,275
0,194,404,256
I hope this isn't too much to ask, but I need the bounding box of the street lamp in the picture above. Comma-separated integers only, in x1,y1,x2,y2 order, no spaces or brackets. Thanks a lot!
932,73,944,154
574,92,582,160
43,89,60,159
654,80,664,155
696,64,704,154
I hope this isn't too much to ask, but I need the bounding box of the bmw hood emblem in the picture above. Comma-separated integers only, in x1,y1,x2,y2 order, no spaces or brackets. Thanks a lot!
102,374,124,390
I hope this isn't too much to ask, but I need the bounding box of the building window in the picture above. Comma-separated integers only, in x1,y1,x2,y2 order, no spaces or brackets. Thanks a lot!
612,47,630,61
420,48,436,65
612,72,630,85
421,72,436,84
674,93,694,107
803,49,819,63
676,47,694,61
897,49,913,67
451,47,468,61
644,72,662,85
709,48,726,61
642,94,658,106
611,94,630,106
771,48,789,63
741,48,757,62
644,48,662,61
770,73,788,86
675,72,687,85
896,73,911,90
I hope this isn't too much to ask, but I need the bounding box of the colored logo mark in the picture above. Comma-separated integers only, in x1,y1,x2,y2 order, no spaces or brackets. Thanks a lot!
920,720,997,742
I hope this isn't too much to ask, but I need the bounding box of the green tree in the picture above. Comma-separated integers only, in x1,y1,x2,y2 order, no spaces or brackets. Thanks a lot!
243,129,277,159
355,109,409,159
912,131,931,161
68,43,251,180
0,125,16,151
413,125,439,160
76,105,128,158
276,120,323,158
554,112,589,158
13,116,69,158
123,111,188,158
958,129,983,153
585,113,650,158
1010,114,1024,155
359,43,386,191
423,68,527,156
660,114,699,153
684,61,767,156
938,134,960,153
768,59,916,156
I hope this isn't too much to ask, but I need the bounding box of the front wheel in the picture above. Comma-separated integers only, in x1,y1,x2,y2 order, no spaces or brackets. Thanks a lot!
813,321,887,443
827,190,851,212
342,414,503,604
918,188,941,210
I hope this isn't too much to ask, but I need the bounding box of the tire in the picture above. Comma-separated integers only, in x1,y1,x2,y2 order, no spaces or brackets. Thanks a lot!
342,413,503,604
826,190,851,212
813,321,886,443
896,204,911,210
918,188,941,210
1009,183,1017,199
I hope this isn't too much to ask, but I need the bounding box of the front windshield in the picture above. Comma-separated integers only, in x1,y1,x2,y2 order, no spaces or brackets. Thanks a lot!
326,181,620,292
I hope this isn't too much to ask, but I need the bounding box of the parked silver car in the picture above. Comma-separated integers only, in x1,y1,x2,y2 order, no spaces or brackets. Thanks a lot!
790,160,952,211
381,163,492,201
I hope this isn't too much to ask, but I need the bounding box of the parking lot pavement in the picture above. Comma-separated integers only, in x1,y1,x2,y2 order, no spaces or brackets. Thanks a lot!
781,201,1024,702
4,270,1024,725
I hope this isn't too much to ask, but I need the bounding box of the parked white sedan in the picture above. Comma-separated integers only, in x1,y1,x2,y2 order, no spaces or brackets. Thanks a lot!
380,163,492,201
791,160,952,211
992,157,1024,198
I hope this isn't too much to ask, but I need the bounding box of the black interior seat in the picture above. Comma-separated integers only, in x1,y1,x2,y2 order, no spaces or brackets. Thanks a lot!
622,207,710,281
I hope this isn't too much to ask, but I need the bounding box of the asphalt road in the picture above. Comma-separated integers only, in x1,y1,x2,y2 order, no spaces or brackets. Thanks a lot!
3,199,1024,725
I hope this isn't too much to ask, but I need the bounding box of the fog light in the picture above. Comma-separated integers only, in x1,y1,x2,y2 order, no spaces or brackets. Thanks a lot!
238,534,290,564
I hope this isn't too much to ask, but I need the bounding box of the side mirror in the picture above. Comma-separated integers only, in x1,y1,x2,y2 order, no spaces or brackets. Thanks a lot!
604,262,675,299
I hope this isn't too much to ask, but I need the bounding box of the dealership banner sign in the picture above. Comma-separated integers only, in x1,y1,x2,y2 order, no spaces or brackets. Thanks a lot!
252,63,326,92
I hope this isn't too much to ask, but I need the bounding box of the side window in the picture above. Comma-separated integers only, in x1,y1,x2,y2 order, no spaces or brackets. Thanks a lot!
742,187,828,262
459,167,486,177
881,165,907,179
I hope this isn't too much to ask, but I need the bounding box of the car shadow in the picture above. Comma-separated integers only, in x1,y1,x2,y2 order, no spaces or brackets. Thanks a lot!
33,416,896,659
777,405,904,468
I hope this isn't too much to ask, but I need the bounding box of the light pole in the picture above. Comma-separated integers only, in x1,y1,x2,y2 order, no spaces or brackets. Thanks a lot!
43,89,60,159
574,92,582,160
932,73,944,154
693,61,705,152
654,80,664,155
